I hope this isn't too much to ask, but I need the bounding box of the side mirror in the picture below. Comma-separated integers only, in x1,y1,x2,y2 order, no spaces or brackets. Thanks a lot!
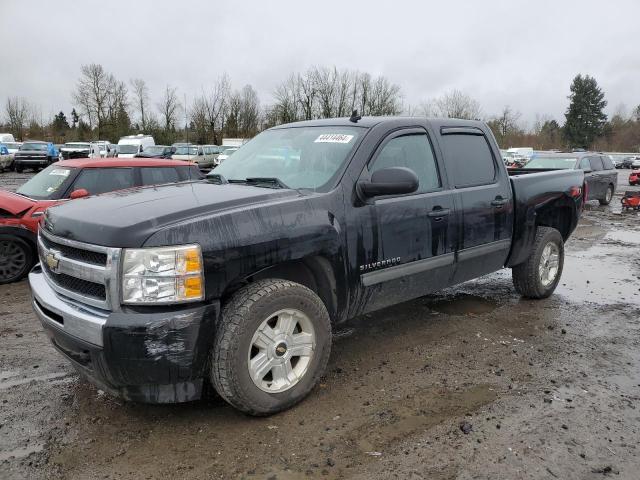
359,167,419,198
69,188,89,199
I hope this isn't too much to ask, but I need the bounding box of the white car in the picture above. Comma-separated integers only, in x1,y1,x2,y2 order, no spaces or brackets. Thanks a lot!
216,147,239,165
632,156,640,169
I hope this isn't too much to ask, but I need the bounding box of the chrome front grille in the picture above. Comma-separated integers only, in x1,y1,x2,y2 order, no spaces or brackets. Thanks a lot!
37,229,121,311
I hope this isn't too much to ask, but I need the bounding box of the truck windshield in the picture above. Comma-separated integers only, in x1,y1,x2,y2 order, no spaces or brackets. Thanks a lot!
213,127,363,190
119,144,139,154
524,156,578,169
20,143,48,151
16,165,75,199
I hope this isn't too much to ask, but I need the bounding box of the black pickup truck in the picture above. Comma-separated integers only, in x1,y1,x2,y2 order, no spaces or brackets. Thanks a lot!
29,116,585,415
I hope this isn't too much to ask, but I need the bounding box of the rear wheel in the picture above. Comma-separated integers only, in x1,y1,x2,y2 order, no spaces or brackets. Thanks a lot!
512,227,564,299
15,164,23,173
599,185,614,205
0,236,34,284
211,279,332,415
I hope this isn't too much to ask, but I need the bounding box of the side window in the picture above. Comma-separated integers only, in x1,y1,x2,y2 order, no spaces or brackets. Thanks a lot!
140,167,180,186
440,134,496,188
370,133,440,194
579,158,591,170
72,168,134,195
588,156,603,171
601,156,614,170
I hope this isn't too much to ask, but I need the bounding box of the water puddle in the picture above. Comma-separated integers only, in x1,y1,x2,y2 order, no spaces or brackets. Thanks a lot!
556,229,640,305
424,293,499,315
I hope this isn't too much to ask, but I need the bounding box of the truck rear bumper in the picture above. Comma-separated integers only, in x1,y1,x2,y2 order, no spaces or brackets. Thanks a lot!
29,267,219,403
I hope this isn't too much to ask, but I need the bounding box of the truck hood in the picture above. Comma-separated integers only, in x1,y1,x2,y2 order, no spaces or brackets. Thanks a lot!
15,150,47,156
43,181,301,247
0,190,35,215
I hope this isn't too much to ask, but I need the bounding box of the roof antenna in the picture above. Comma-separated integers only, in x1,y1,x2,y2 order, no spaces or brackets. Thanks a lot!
349,109,361,123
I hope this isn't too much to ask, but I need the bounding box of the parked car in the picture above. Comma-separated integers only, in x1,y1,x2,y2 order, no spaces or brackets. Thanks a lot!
172,144,216,169
618,156,635,169
0,158,202,284
117,135,155,158
4,141,22,156
0,133,16,143
216,146,238,164
0,144,12,171
13,141,59,172
631,157,640,169
60,142,92,159
204,145,224,166
629,170,640,186
134,145,176,159
29,116,585,414
522,153,617,205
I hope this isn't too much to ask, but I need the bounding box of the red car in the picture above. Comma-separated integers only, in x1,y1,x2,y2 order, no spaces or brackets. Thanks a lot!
0,158,202,284
629,170,640,186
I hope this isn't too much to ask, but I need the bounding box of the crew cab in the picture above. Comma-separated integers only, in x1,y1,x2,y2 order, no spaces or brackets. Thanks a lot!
13,141,60,172
29,117,585,415
1,158,202,284
521,152,617,205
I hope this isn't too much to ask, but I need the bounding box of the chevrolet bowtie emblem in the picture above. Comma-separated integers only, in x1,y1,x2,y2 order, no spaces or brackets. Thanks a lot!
45,251,60,272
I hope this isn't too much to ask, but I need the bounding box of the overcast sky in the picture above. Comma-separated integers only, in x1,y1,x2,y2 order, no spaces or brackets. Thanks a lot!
2,0,639,127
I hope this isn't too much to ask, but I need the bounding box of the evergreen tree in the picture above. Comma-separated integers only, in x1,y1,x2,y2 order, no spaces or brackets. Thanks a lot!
71,108,79,129
563,74,607,149
52,111,70,131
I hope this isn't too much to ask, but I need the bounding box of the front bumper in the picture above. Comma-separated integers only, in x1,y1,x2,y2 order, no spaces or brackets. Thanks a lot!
29,266,219,403
15,157,48,165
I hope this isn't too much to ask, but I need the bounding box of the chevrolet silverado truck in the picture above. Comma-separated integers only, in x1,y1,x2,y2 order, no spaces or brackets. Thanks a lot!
13,141,59,172
29,116,585,415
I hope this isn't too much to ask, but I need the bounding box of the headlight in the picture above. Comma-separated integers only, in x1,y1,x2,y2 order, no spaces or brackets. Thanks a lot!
122,244,204,304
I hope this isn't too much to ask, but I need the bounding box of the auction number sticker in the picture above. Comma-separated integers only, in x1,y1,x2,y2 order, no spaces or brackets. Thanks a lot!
314,134,354,144
49,169,70,177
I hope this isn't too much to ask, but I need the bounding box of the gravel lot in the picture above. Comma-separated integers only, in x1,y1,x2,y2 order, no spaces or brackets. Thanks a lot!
1,170,639,479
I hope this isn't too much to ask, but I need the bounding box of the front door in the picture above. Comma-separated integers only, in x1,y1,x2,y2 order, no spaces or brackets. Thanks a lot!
357,128,456,313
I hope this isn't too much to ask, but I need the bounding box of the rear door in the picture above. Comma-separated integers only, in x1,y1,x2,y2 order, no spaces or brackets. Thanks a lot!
437,127,513,284
357,127,456,312
588,156,605,199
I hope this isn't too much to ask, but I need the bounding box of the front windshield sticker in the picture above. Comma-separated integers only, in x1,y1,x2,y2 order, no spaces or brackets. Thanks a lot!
50,169,70,177
314,134,354,144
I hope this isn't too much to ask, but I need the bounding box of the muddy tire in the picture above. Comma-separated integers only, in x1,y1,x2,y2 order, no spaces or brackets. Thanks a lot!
512,227,564,299
211,279,331,416
0,235,34,284
599,185,614,205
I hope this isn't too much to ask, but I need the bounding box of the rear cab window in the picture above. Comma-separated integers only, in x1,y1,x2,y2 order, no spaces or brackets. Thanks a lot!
601,156,614,170
439,131,497,187
588,157,603,171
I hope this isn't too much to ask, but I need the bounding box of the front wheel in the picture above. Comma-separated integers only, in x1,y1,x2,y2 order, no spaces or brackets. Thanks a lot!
512,227,564,299
599,185,614,205
15,164,23,173
211,279,332,415
0,236,34,284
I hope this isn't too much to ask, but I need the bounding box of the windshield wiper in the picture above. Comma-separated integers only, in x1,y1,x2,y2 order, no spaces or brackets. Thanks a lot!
225,177,289,189
244,177,289,189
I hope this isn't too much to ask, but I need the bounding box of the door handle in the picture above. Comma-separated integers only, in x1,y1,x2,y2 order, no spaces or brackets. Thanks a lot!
491,198,508,207
427,208,450,218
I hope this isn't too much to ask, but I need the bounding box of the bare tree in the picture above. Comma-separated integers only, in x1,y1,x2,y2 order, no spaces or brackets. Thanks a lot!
238,85,261,137
73,64,114,135
5,97,30,140
190,95,209,144
130,78,150,130
495,106,522,138
433,90,482,119
273,74,300,124
204,74,231,144
157,85,181,132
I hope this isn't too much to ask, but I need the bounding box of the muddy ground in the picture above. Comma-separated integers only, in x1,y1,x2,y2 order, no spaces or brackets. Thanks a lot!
1,171,639,479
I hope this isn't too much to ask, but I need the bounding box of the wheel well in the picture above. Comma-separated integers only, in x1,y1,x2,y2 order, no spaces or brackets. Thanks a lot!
222,257,338,322
536,205,573,240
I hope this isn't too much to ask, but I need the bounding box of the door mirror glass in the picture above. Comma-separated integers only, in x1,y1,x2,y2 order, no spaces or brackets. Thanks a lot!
360,167,419,197
69,188,89,199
